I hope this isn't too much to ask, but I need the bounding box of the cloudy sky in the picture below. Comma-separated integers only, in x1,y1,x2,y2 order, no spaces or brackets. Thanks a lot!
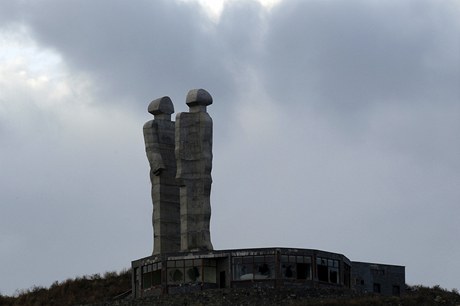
1,0,459,296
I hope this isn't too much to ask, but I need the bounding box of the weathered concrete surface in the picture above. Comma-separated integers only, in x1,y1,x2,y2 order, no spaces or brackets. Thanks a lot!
175,89,214,252
143,96,181,255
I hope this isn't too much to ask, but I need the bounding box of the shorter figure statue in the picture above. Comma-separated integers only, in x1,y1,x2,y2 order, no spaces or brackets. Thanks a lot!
143,96,181,255
175,89,214,251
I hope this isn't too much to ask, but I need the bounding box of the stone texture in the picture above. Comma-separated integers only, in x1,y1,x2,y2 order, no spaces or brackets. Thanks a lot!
175,89,214,251
143,96,180,255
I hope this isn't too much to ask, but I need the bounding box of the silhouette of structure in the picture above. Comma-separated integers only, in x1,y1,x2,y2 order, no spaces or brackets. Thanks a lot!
175,89,214,252
133,88,405,297
143,96,180,255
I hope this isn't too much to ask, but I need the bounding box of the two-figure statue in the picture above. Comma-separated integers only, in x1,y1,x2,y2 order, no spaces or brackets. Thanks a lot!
143,89,214,255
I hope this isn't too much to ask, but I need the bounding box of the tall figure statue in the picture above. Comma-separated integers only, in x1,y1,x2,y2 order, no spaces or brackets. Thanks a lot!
143,96,181,255
175,89,214,251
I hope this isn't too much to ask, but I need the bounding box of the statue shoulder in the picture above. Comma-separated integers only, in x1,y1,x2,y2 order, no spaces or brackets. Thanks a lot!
143,120,155,129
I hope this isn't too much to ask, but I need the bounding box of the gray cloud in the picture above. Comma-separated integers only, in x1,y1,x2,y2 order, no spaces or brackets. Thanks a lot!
261,0,460,112
25,0,237,109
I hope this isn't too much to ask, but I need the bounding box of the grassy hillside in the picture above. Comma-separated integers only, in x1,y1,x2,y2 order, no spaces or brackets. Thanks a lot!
1,270,459,306
0,269,131,306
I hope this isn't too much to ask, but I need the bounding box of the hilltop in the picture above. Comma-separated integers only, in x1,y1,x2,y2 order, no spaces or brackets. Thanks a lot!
1,270,459,306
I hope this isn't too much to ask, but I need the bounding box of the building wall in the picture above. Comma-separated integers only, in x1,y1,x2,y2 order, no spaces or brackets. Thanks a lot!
352,261,405,296
132,247,356,297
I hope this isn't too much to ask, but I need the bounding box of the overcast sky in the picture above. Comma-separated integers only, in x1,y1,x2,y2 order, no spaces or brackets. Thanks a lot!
1,0,459,296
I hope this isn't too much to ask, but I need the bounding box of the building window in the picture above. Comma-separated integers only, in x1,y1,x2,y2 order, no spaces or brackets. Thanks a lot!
167,260,184,284
141,263,162,289
392,285,401,296
186,266,200,282
343,263,351,288
184,259,201,283
373,283,381,293
166,258,217,284
135,267,140,294
254,256,272,279
203,259,217,283
316,257,339,284
280,255,312,280
152,270,161,285
142,272,152,289
233,257,253,280
232,255,275,281
317,263,328,282
296,263,310,280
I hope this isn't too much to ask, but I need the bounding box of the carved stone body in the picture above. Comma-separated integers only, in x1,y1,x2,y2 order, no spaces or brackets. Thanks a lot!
175,89,214,251
143,97,181,255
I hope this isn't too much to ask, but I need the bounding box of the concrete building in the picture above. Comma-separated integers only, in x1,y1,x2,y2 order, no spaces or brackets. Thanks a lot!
352,261,405,296
132,247,352,297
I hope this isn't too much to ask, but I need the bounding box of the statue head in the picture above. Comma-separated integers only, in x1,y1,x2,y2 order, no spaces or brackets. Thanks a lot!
148,96,174,116
186,89,212,111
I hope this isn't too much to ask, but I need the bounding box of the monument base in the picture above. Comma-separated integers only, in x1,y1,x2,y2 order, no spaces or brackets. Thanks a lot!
132,247,355,298
132,247,405,298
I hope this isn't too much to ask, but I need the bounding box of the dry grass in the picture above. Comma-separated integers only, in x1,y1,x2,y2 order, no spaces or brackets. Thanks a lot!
1,273,459,306
0,269,131,306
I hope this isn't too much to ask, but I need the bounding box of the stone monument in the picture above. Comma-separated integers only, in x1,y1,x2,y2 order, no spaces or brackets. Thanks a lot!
175,89,214,251
133,89,405,297
143,96,181,255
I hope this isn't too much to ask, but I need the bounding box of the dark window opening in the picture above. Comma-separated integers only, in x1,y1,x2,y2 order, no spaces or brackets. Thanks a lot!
392,285,400,296
317,265,328,282
281,254,311,280
152,270,161,286
173,269,183,281
219,271,226,288
329,270,338,284
258,263,270,276
317,257,339,283
142,272,152,289
373,283,381,293
296,263,311,280
169,268,184,283
343,264,351,288
186,266,200,282
233,255,275,280
282,264,294,278
285,265,293,278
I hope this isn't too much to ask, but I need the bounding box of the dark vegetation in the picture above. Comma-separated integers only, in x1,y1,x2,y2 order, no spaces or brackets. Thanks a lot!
288,285,460,306
126,286,460,306
0,269,131,306
1,271,459,306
